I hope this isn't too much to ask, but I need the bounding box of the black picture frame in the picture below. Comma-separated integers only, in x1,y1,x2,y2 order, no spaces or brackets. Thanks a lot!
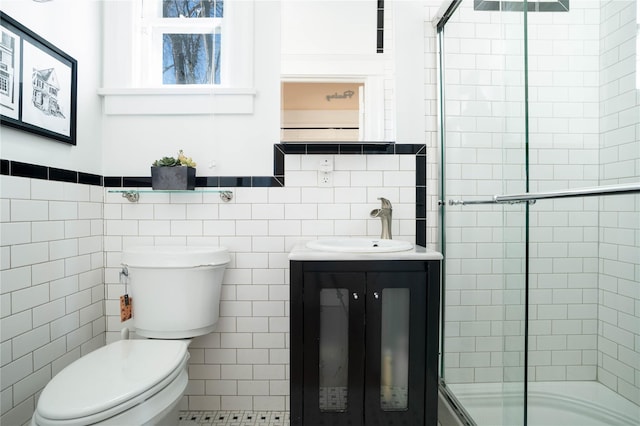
0,12,77,145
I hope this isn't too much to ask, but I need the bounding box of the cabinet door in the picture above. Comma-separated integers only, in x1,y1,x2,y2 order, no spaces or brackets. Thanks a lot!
364,271,427,426
303,272,366,426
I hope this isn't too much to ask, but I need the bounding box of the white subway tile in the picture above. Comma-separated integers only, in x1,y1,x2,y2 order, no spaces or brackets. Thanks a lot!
254,396,286,410
220,395,252,410
50,312,79,340
31,221,65,243
65,220,91,239
66,324,93,350
203,220,236,236
253,333,285,349
12,325,49,359
268,220,301,236
300,188,333,204
78,202,102,220
121,204,154,220
12,283,49,313
11,242,48,268
267,187,300,204
0,223,31,246
235,221,268,237
0,266,31,294
49,202,78,221
206,379,237,395
237,318,268,333
65,255,92,277
221,365,253,380
1,176,30,200
31,260,65,286
285,171,317,187
219,204,252,220
238,380,269,395
237,285,268,301
0,199,9,223
153,204,186,220
171,220,203,236
253,364,285,380
0,353,33,389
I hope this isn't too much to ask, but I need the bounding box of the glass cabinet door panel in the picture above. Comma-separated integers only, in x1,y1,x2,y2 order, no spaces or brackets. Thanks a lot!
319,288,349,412
380,288,410,411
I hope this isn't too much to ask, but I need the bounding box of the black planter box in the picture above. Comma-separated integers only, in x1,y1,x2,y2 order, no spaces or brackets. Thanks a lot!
151,166,196,190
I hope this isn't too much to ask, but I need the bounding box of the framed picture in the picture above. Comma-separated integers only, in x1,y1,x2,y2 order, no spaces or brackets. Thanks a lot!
0,12,77,145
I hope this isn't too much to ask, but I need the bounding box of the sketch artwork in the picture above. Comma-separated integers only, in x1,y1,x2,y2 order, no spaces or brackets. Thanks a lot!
0,12,77,144
31,67,65,118
0,25,20,120
21,39,71,137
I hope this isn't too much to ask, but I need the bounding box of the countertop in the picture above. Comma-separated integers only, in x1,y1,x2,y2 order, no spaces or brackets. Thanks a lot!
289,241,443,261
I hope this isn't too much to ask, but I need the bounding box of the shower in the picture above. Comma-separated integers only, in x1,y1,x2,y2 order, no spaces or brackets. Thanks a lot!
435,1,640,425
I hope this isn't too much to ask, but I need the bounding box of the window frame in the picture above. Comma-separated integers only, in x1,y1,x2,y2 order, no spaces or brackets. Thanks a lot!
137,0,224,86
99,0,256,115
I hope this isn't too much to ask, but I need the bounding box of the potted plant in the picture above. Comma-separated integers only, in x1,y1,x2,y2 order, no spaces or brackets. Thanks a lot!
151,150,197,190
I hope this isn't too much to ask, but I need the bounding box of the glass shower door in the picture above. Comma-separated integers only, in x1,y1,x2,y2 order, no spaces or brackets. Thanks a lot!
437,0,529,424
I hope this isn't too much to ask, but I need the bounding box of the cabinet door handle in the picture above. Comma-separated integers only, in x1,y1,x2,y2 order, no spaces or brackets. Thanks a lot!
374,292,379,299
352,292,359,300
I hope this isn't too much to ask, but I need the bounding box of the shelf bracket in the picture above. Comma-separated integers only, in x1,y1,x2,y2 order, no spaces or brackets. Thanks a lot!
116,190,234,203
121,191,140,203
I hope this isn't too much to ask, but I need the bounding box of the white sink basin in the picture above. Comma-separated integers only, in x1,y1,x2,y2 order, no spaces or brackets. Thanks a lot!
306,238,413,253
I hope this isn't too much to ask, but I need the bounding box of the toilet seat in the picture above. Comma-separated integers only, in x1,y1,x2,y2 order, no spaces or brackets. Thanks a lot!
33,340,189,426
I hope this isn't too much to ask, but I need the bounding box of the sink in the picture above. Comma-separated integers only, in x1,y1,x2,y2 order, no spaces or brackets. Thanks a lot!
306,238,413,253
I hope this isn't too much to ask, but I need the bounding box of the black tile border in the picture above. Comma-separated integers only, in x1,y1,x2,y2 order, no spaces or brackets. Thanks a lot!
273,143,427,246
377,0,384,53
1,142,428,246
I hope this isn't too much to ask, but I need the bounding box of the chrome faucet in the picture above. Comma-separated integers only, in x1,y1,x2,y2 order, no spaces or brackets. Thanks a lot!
370,197,393,239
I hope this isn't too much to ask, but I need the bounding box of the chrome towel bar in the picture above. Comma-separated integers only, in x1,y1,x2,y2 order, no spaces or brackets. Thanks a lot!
444,182,640,206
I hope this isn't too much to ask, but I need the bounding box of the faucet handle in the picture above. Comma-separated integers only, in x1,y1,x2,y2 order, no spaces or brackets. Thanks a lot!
378,197,392,209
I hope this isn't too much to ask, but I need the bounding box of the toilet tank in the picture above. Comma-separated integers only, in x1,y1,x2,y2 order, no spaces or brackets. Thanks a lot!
121,246,230,339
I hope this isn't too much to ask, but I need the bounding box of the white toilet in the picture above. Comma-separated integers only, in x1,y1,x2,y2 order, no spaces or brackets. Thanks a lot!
31,246,230,426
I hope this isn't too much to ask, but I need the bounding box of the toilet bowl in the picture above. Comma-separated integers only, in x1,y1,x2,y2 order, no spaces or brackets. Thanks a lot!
32,246,230,426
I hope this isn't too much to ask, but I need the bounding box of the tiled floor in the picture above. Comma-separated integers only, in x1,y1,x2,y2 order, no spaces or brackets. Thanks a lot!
179,411,289,426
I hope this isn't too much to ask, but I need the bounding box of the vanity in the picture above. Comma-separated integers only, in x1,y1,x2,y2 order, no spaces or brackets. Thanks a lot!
289,240,442,426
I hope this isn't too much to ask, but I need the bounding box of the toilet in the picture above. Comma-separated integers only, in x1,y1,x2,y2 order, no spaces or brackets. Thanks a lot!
31,246,230,426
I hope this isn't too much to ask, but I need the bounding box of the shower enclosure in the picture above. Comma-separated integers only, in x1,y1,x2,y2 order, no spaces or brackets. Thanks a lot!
436,1,639,425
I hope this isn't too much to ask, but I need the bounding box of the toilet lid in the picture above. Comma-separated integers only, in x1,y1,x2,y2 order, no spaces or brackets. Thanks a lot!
36,339,189,422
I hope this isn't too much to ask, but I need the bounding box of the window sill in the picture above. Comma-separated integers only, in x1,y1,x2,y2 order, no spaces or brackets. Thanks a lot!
97,87,256,115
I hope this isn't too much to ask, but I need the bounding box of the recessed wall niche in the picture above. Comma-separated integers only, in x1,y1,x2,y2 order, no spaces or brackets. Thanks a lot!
281,82,364,142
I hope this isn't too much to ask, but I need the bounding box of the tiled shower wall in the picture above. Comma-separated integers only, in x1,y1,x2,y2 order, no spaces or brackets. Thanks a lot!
0,176,105,425
103,152,421,412
442,1,601,385
596,1,639,405
526,1,601,384
441,0,639,406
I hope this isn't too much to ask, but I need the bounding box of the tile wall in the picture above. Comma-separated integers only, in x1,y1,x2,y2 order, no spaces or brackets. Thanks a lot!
0,143,429,422
595,1,640,405
102,149,424,412
440,0,639,406
0,173,105,425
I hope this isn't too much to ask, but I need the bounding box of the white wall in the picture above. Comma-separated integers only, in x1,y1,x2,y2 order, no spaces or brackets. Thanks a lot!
0,0,104,175
100,0,280,177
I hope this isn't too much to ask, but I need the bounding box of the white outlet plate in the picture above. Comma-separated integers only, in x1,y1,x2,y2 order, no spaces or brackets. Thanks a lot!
318,171,332,187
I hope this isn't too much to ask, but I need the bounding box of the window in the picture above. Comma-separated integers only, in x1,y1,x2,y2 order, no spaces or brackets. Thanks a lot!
138,0,224,85
100,0,256,115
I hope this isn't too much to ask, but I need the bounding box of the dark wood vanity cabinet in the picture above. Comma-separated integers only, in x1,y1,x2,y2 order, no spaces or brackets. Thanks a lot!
290,260,441,426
